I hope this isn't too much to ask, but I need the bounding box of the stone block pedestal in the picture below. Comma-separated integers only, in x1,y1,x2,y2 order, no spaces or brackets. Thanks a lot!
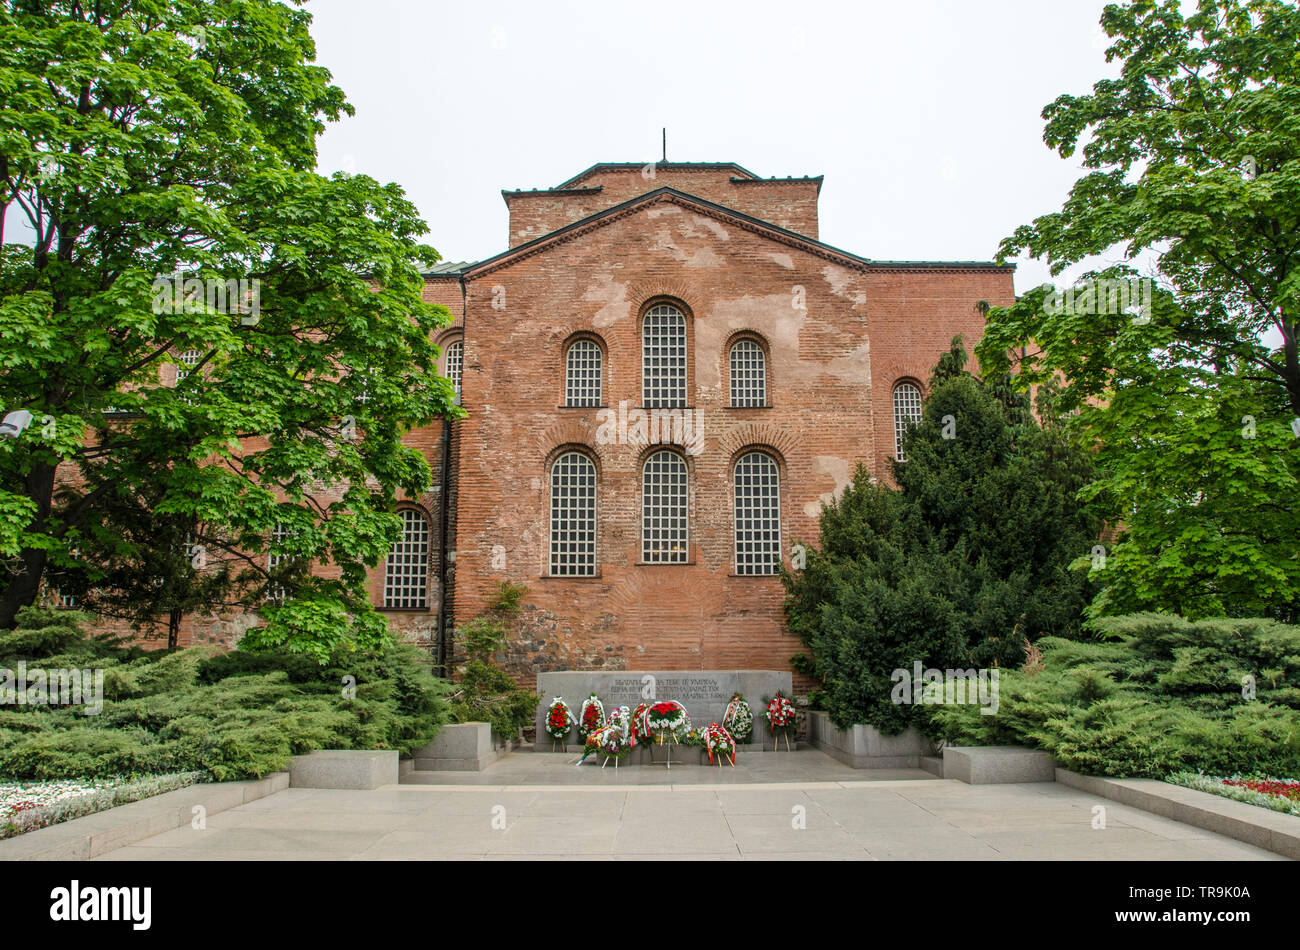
289,750,399,789
942,746,1057,784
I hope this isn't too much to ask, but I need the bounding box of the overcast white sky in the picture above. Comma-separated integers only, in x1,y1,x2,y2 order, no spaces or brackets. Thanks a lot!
306,0,1126,294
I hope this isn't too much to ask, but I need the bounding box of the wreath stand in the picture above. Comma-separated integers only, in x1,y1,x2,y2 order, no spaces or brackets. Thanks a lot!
648,731,678,769
772,731,794,751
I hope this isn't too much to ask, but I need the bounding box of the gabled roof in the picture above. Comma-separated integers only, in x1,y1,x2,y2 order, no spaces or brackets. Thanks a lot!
446,186,1011,280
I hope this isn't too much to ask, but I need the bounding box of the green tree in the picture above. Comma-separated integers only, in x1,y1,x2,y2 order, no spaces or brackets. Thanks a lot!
0,0,462,656
977,0,1300,622
783,341,1101,731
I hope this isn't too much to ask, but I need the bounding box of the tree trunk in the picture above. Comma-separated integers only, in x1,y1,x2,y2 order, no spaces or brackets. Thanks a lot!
0,547,48,628
167,607,183,651
0,461,58,628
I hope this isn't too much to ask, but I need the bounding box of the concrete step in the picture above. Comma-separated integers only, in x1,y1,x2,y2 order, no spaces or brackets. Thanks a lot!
921,755,944,778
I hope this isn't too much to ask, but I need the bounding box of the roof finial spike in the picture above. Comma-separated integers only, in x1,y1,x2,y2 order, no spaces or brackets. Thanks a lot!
662,127,666,164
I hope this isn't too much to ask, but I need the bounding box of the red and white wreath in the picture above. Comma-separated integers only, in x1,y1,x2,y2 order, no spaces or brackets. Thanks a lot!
578,693,605,740
640,700,691,743
545,697,574,742
766,692,797,736
703,722,736,766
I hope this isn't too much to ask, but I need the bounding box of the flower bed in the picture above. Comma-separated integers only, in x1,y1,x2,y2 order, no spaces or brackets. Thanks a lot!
1,772,206,840
1167,772,1300,817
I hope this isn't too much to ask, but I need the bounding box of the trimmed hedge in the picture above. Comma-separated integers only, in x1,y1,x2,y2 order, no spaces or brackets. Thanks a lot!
0,608,451,781
922,613,1300,778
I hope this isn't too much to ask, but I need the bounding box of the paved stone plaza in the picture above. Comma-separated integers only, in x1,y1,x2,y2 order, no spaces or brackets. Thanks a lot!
92,750,1284,860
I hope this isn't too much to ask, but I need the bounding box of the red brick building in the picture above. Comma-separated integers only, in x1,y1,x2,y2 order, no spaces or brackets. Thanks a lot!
76,161,1015,685
388,161,1015,687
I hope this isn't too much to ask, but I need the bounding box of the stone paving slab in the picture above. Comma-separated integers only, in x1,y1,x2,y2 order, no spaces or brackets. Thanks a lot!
89,772,1287,861
4,750,1269,861
1056,768,1300,859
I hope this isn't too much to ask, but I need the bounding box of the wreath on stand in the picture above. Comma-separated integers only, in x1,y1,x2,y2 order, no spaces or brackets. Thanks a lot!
722,693,754,744
578,693,605,742
583,705,632,768
630,701,652,747
703,722,737,767
765,692,797,750
641,700,691,744
544,698,574,749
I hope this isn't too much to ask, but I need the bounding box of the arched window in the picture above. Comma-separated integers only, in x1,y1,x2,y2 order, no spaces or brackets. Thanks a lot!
641,449,688,563
729,339,766,407
564,339,602,407
267,522,292,602
444,340,463,399
175,349,201,383
384,509,430,608
549,451,597,576
641,303,687,408
893,381,923,462
175,349,201,405
734,452,781,575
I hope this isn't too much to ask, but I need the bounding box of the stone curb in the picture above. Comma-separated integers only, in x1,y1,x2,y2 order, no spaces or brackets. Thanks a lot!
1055,768,1300,860
0,773,289,861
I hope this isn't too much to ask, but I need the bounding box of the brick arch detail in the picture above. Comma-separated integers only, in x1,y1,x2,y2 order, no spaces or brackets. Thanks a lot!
718,422,800,463
536,418,606,465
623,280,705,321
874,356,931,398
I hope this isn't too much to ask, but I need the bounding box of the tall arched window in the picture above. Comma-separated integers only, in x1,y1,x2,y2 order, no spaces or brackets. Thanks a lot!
641,303,687,408
444,340,463,399
175,349,201,405
729,339,766,407
175,349,201,383
564,339,602,407
267,522,292,602
384,509,430,608
549,451,597,576
893,381,923,462
641,449,688,562
734,452,781,575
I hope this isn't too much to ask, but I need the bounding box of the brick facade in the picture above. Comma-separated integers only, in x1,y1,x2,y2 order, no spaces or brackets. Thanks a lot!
440,163,1013,689
70,162,1015,690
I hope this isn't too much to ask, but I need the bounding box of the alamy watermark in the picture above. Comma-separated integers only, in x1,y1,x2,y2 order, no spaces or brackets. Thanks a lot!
151,273,261,325
1,662,104,715
1042,277,1153,324
890,662,999,715
595,400,705,455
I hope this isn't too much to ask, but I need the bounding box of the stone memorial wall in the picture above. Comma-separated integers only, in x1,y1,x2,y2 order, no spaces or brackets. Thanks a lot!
535,670,793,743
